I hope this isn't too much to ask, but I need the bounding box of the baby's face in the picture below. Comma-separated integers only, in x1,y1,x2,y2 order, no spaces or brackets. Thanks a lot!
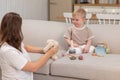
72,15,85,28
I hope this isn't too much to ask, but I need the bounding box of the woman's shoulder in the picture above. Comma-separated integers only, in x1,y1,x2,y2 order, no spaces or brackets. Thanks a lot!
0,42,16,53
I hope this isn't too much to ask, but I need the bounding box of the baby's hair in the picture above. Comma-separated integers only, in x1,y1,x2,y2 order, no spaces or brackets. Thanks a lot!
72,8,86,18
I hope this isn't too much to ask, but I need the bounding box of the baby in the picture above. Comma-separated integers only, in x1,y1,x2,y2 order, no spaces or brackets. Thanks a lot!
64,8,95,54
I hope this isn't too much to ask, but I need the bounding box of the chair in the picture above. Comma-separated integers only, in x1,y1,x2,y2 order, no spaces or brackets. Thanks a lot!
86,13,92,24
96,13,120,24
63,12,92,24
63,12,72,23
105,9,120,14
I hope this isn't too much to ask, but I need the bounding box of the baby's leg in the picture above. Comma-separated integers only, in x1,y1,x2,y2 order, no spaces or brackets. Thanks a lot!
80,45,86,50
80,45,95,53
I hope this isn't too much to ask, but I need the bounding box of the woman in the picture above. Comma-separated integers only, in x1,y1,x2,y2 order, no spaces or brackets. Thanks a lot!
0,12,58,80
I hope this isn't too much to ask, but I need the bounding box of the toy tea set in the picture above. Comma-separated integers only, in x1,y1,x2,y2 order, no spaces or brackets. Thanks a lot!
68,40,84,60
68,41,111,60
92,42,110,57
43,38,110,61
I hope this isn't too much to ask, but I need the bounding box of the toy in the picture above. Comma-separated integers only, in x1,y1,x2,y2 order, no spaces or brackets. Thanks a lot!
61,53,67,57
78,55,83,60
43,39,59,61
68,40,82,54
69,48,76,54
95,46,106,56
69,54,76,60
68,40,76,54
91,53,97,56
106,47,110,54
95,42,110,56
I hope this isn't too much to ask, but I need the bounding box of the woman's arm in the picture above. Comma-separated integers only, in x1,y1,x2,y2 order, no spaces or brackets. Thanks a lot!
22,45,58,72
24,45,43,53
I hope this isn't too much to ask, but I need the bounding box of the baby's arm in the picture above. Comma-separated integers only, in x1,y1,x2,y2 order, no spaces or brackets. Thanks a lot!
64,38,71,47
83,39,92,53
64,38,79,47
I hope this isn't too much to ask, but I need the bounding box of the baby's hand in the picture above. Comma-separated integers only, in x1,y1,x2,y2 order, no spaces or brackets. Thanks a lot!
82,46,89,53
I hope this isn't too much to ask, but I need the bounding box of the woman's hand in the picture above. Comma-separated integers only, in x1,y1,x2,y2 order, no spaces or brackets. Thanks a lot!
47,45,59,57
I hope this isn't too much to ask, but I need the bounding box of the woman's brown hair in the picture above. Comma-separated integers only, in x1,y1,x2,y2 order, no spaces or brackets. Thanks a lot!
0,12,23,52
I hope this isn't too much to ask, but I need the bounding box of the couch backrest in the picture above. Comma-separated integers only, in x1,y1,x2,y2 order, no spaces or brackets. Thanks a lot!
22,20,68,50
22,20,120,54
88,24,120,54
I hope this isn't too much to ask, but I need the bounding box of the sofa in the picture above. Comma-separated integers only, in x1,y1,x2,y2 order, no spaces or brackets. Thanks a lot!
0,19,120,80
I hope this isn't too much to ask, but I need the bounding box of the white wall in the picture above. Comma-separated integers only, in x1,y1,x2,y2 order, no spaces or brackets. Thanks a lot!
0,0,48,21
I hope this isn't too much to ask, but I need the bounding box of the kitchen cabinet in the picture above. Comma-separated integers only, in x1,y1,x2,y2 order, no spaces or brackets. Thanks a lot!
49,0,75,22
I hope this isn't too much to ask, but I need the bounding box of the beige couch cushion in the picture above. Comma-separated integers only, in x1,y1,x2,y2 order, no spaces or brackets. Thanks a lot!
29,50,66,75
51,54,120,80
